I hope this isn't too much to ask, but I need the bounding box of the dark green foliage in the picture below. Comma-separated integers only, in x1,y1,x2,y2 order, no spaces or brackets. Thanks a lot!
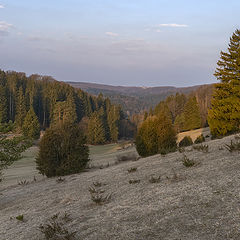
194,134,205,144
16,215,24,221
136,112,177,157
22,108,40,139
0,121,15,133
36,123,89,177
15,87,27,129
208,29,240,137
0,70,131,143
0,86,8,123
179,136,193,147
0,136,32,180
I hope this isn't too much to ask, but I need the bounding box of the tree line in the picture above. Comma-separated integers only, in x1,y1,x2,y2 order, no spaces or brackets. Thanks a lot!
0,70,136,143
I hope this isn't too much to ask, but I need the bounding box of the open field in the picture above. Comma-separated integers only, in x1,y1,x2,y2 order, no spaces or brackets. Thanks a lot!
1,131,240,239
2,141,137,188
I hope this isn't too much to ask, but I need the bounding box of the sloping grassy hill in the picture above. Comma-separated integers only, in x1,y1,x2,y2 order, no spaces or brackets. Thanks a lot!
1,134,240,239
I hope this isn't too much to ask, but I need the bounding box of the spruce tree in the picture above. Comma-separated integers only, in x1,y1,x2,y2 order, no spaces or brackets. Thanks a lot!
22,108,40,139
208,29,240,137
15,87,27,129
87,111,106,144
183,96,201,131
0,86,8,123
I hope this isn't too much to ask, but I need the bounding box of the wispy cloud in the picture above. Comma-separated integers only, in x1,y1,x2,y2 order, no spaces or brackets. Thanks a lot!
0,21,13,36
105,32,119,37
158,23,188,28
0,4,4,9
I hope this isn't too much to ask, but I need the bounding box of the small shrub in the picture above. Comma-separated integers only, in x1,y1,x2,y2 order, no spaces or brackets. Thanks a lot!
129,179,140,184
18,180,29,185
39,213,76,240
149,175,161,183
93,181,102,187
16,215,24,221
116,152,138,162
56,177,66,183
179,136,193,147
194,134,205,144
182,154,195,167
225,140,240,152
166,169,184,183
89,182,110,205
178,147,185,153
36,123,89,177
127,167,137,173
219,146,224,150
90,193,112,205
192,144,209,153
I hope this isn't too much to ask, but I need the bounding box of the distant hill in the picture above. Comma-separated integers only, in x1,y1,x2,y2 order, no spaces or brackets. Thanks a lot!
68,82,214,115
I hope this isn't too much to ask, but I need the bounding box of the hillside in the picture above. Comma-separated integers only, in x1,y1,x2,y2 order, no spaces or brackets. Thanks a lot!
68,82,213,115
1,131,240,240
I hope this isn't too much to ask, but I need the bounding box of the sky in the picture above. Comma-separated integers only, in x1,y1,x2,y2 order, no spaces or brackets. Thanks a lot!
0,0,239,87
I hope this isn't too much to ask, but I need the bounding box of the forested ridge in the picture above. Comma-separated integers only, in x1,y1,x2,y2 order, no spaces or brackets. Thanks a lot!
0,70,135,143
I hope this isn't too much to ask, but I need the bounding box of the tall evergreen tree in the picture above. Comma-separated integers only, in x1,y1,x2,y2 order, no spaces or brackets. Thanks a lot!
15,87,27,129
0,86,8,123
183,96,201,131
208,29,240,137
87,111,106,144
22,108,40,139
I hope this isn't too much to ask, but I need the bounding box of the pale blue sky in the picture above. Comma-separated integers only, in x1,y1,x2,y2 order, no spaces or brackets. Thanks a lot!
0,0,239,86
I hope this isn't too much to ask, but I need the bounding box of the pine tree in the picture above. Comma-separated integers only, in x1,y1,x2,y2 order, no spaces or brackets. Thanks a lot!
208,29,240,137
15,87,27,129
22,108,40,139
0,86,8,123
87,111,106,144
183,96,201,131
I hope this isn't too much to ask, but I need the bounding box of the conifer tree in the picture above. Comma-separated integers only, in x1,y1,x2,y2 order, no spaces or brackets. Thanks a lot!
15,87,27,129
136,111,176,157
183,96,201,131
0,86,8,123
22,108,40,139
208,29,240,137
87,111,106,144
36,123,89,177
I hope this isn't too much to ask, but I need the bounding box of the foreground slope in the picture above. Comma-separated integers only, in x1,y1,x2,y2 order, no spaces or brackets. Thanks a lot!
1,134,240,239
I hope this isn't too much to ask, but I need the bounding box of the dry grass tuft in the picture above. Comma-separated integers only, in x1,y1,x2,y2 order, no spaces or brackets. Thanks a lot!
181,154,195,167
149,175,161,183
127,167,137,173
192,144,209,153
39,213,76,240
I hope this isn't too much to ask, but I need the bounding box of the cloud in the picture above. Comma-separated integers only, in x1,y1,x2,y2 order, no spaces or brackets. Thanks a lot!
105,32,119,37
0,4,4,9
0,21,13,36
158,23,188,28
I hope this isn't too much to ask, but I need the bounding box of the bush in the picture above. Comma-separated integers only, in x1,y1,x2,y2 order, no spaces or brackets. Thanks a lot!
179,136,193,147
136,113,176,157
194,134,205,144
36,123,89,177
